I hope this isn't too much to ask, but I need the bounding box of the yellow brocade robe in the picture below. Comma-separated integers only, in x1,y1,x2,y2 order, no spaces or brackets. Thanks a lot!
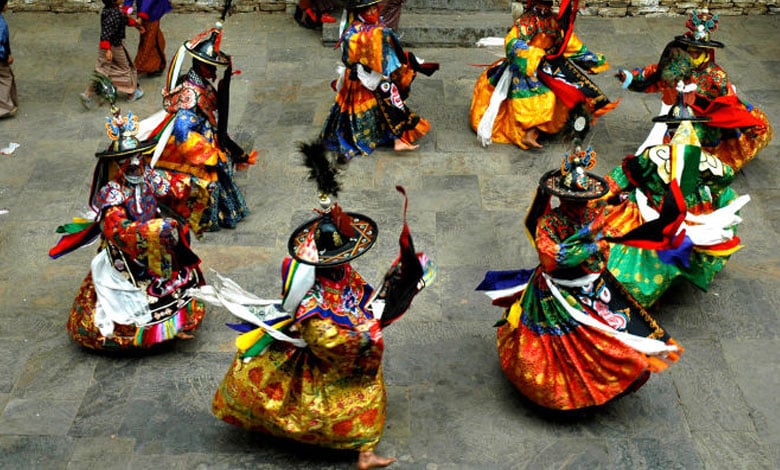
470,15,565,148
212,266,387,452
470,13,614,149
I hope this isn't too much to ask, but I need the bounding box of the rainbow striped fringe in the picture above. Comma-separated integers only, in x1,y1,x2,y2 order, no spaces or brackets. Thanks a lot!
133,308,188,347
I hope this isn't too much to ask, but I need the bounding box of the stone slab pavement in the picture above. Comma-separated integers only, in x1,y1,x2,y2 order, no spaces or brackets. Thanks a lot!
0,10,779,470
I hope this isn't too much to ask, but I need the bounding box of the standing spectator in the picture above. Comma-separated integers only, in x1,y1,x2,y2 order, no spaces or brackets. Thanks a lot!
80,0,144,109
125,0,171,76
0,0,17,118
381,0,404,31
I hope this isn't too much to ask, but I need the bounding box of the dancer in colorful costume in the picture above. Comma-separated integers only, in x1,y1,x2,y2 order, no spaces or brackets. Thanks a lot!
51,108,206,350
321,0,439,161
151,23,257,232
470,0,618,150
615,9,772,172
477,146,682,411
195,142,434,468
603,100,749,307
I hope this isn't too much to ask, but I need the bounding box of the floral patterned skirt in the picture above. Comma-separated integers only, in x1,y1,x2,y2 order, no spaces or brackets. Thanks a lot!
498,269,681,411
212,342,386,452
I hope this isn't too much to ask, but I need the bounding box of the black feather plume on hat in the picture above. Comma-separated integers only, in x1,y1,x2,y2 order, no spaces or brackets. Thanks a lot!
300,140,340,197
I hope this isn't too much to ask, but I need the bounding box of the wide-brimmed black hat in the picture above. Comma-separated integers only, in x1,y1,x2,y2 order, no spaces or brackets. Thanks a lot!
651,101,711,125
288,206,378,267
652,83,711,125
539,144,608,200
184,23,231,67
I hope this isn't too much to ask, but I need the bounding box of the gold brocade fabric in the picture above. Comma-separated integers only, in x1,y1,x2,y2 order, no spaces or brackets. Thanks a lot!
213,318,387,452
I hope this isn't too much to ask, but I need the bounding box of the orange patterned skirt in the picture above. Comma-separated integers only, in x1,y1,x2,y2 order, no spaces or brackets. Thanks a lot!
497,268,681,411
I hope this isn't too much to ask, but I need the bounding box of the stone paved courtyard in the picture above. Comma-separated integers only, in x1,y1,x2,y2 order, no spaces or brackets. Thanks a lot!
0,10,778,469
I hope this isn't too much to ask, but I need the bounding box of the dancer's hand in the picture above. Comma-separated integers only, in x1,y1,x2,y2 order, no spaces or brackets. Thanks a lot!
105,49,113,62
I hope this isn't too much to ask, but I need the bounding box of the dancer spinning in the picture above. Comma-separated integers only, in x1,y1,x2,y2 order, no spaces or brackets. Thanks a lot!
321,0,439,161
603,95,749,307
151,23,257,232
197,142,434,468
471,0,617,150
615,9,772,171
477,145,682,411
51,108,206,350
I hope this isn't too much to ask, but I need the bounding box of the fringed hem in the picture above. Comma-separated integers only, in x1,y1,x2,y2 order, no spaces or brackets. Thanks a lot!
400,118,430,145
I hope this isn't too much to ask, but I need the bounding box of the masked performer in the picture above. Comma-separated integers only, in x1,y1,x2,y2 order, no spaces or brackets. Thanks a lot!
196,143,434,468
603,106,749,307
477,146,682,411
151,23,257,232
615,10,772,172
321,0,439,162
471,0,617,150
50,108,206,350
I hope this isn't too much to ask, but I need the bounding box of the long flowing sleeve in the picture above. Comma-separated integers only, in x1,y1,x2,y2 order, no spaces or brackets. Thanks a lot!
504,23,548,78
536,212,606,275
294,267,384,375
344,22,402,77
299,316,384,375
563,33,609,74
149,168,212,235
